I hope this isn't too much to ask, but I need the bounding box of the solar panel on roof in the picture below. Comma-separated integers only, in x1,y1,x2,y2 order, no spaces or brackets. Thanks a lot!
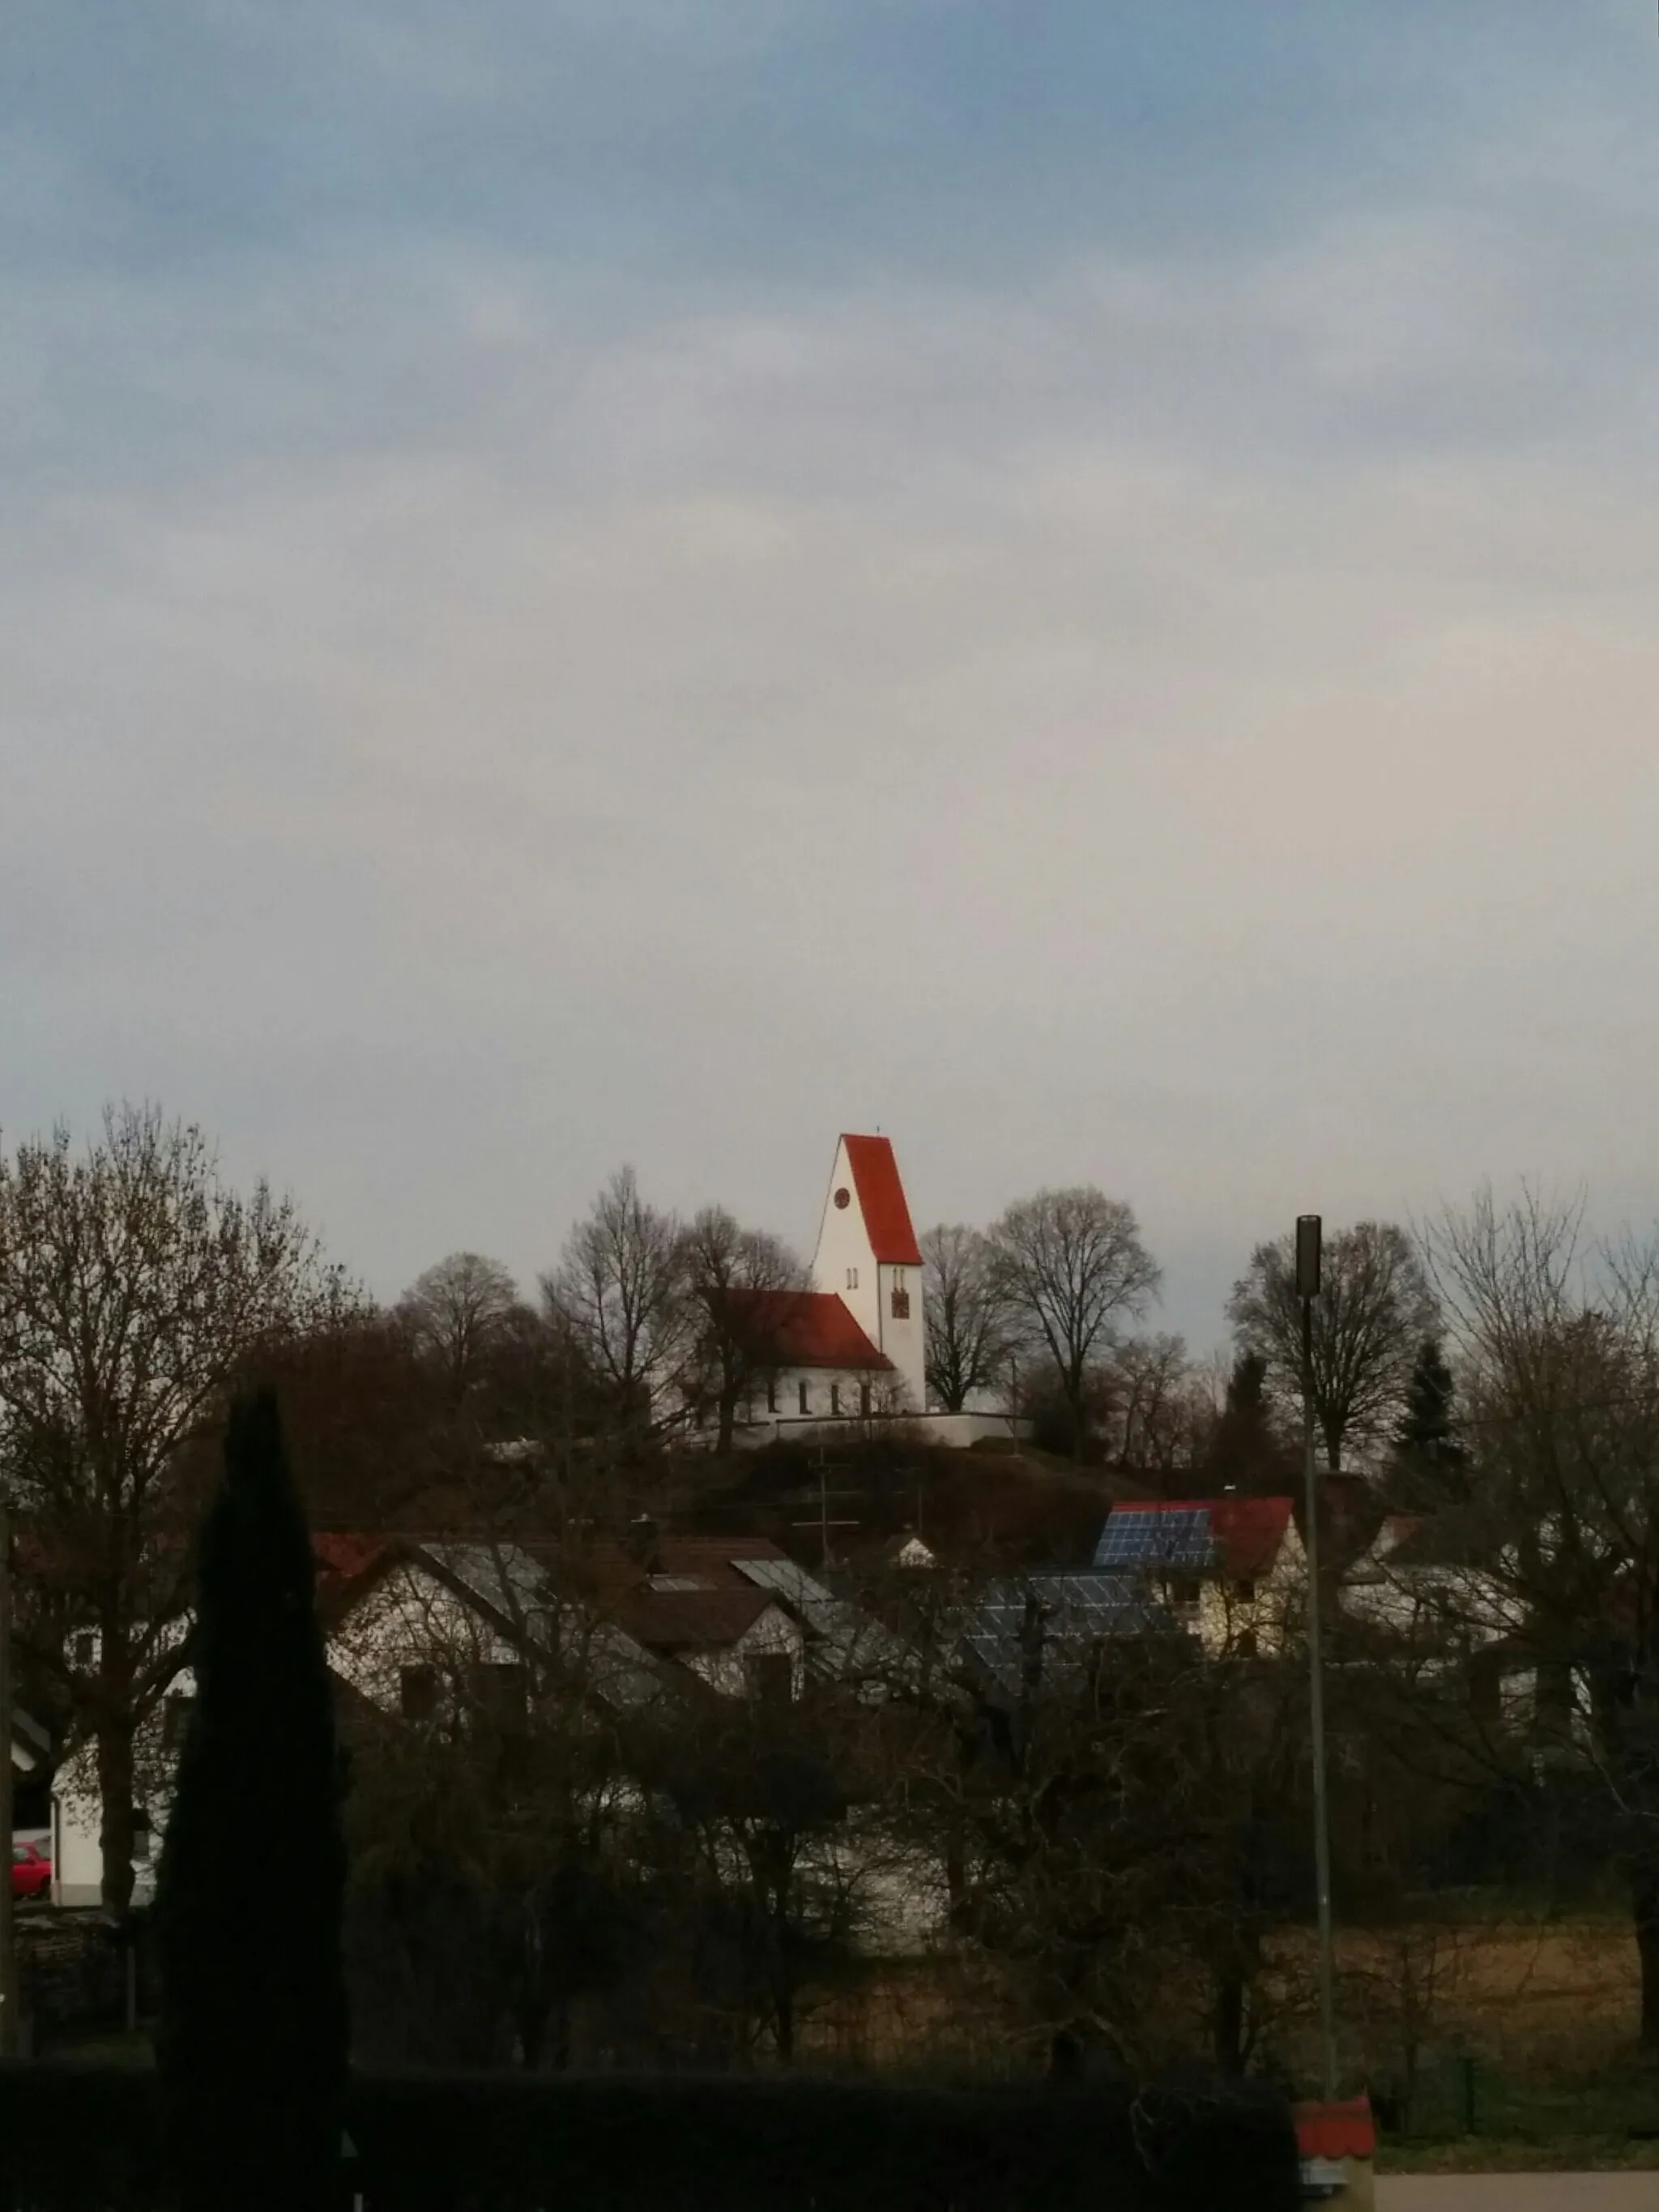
1093,1507,1217,1572
960,1571,1175,1693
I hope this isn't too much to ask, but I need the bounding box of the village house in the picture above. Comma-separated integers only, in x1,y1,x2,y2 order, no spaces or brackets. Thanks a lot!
1091,1496,1307,1659
47,1530,866,1907
1341,1512,1559,1744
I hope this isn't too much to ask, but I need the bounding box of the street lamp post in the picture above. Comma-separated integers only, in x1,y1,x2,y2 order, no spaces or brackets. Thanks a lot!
1297,1212,1337,2101
0,1494,16,2062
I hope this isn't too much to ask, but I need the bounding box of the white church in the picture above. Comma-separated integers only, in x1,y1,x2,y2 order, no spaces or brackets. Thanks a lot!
727,1133,1017,1449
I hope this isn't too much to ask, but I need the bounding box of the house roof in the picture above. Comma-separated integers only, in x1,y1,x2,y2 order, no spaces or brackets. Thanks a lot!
418,1540,548,1628
724,1288,891,1371
1094,1497,1295,1580
1294,2099,1376,2161
312,1534,394,1591
586,1535,791,1596
1374,1511,1494,1572
962,1572,1176,1693
11,1707,49,1773
1206,1497,1295,1577
842,1134,923,1266
612,1585,778,1654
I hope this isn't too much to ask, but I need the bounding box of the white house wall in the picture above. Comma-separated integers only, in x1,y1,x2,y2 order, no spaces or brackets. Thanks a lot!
676,1604,805,1701
327,1563,531,1712
50,1666,190,1911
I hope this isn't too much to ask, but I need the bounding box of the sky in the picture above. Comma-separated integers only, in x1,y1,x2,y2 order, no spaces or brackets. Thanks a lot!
6,2,1659,1352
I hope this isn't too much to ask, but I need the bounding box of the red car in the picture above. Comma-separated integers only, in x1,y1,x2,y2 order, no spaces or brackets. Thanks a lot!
11,1843,50,1902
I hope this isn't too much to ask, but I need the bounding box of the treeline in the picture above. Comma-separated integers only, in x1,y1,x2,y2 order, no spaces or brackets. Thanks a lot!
6,1108,1659,2082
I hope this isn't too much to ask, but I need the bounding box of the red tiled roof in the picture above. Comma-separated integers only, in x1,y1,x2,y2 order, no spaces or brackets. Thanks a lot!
312,1534,399,1615
1119,1498,1295,1579
312,1534,390,1586
1207,1497,1294,1577
1294,2098,1376,2161
842,1134,923,1266
725,1289,892,1371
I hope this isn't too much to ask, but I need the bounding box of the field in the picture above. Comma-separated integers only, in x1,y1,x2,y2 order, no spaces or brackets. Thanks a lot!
1322,1916,1659,2173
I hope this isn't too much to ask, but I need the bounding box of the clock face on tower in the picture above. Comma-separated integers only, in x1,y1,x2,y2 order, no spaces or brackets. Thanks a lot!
834,1187,851,1209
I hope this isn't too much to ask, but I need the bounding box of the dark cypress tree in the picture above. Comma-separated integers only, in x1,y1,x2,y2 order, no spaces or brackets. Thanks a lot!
1393,1336,1466,1502
157,1390,348,2212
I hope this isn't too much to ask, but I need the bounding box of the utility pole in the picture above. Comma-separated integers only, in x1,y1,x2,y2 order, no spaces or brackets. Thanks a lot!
0,1494,17,2060
791,1450,859,1572
1298,1215,1337,2100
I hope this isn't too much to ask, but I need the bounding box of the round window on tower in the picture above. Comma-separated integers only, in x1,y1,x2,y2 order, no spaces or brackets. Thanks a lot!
834,1187,851,1209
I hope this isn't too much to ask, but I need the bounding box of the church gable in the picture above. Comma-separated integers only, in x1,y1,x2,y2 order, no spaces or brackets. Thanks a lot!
810,1134,920,1292
810,1134,927,1413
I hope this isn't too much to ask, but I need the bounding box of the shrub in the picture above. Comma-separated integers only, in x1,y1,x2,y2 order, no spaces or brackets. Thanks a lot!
0,2066,1300,2212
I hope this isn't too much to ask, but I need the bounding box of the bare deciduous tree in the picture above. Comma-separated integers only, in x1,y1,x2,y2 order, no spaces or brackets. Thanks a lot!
1092,1333,1201,1477
0,1104,355,1912
675,1209,805,1453
920,1224,1010,1415
1228,1220,1437,1471
396,1252,522,1403
1418,1188,1659,2050
543,1168,686,1438
985,1189,1161,1458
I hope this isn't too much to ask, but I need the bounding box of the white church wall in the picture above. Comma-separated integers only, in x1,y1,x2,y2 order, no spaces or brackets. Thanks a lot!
809,1138,882,1347
875,1259,925,1411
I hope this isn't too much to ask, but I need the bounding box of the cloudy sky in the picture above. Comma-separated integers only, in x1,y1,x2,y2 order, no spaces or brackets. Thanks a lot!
6,2,1659,1349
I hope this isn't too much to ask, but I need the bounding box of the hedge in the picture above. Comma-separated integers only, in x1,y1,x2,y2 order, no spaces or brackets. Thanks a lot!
0,2067,1300,2211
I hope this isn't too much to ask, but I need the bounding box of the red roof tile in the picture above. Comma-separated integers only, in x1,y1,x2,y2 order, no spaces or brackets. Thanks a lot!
312,1534,390,1584
725,1289,891,1371
1294,2099,1376,2160
1207,1497,1294,1577
1115,1497,1295,1579
843,1134,923,1266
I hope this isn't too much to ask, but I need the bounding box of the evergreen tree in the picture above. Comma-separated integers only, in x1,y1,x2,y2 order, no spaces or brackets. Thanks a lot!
1393,1336,1466,1502
1205,1352,1294,1496
157,1390,348,2212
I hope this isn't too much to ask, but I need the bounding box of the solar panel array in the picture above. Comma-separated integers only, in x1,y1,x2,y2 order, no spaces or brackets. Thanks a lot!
962,1572,1174,1693
1093,1506,1217,1573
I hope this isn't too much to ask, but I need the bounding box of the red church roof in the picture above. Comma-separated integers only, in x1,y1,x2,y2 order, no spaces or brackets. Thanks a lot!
727,1289,892,1371
842,1134,923,1266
